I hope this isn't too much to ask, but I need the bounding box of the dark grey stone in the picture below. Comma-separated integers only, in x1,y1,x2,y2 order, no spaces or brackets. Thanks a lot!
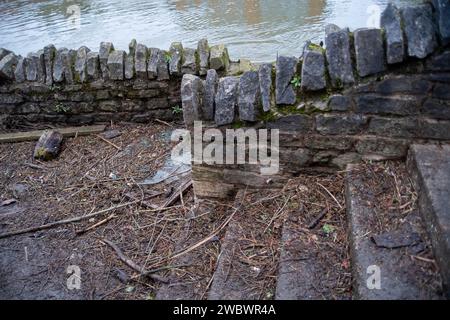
197,39,210,76
276,56,298,105
107,50,126,80
43,44,56,85
26,51,45,83
14,56,26,83
355,136,409,158
301,50,326,91
99,42,114,79
203,69,218,121
215,76,239,125
432,83,450,100
258,63,272,112
329,95,351,111
408,144,450,298
53,48,68,83
354,28,386,77
347,166,441,299
238,71,260,122
169,42,183,76
64,49,77,84
210,44,229,71
0,48,12,61
0,53,18,81
325,30,355,87
181,48,197,75
135,43,148,79
158,50,170,81
419,118,450,139
381,4,405,64
325,24,341,36
74,46,91,83
368,117,418,138
316,114,367,135
432,0,450,46
332,153,361,169
426,50,450,71
401,5,438,59
86,52,100,80
374,77,432,95
147,47,159,79
355,95,420,116
125,40,136,80
181,74,203,126
267,115,313,133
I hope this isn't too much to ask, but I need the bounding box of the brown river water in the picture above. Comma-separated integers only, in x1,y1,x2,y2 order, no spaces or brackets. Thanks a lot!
0,0,419,62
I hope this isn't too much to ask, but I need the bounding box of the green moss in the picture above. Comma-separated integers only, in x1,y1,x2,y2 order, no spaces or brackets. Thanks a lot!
232,120,245,129
307,43,325,54
257,109,278,122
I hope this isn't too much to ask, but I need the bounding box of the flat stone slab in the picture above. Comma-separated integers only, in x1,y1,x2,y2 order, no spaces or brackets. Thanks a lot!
0,53,18,81
99,42,114,79
407,144,450,298
275,56,297,105
432,0,450,46
301,50,326,91
135,43,148,79
181,74,203,126
275,217,327,300
401,4,438,59
381,3,405,64
258,63,272,112
238,71,260,122
107,50,125,80
354,28,386,77
203,69,218,121
169,42,183,76
214,76,239,126
210,44,229,71
197,39,210,76
346,164,443,300
325,29,355,87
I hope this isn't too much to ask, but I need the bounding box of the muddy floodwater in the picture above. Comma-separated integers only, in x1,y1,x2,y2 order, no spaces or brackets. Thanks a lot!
1,0,419,62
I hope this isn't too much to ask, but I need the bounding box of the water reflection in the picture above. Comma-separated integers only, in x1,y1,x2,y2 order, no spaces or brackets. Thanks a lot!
0,0,420,62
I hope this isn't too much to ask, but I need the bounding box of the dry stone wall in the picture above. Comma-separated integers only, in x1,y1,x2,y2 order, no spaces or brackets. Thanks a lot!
0,39,232,129
177,1,450,198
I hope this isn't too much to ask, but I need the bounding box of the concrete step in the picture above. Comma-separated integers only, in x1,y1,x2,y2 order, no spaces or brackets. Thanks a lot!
346,162,443,300
407,144,450,298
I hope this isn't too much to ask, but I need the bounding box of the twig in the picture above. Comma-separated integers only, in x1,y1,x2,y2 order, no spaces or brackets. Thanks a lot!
0,200,140,239
24,162,47,170
316,182,343,210
155,119,173,127
76,214,116,235
307,209,327,229
95,134,122,150
160,180,193,209
100,238,168,283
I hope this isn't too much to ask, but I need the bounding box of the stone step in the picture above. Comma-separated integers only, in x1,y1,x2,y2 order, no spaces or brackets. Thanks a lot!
275,216,333,300
156,200,232,300
346,162,443,300
407,144,450,298
208,190,283,300
275,175,351,300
